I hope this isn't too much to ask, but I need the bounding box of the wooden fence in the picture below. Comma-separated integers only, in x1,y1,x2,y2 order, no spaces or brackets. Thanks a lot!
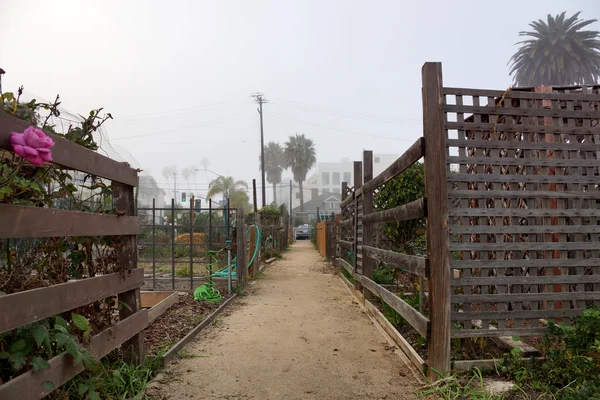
316,219,337,259
0,111,146,398
334,62,600,379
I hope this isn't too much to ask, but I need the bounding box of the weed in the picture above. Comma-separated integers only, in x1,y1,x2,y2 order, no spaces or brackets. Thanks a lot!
499,308,600,399
418,368,497,400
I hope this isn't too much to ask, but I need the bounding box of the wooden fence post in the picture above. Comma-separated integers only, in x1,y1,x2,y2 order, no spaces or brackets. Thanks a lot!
362,151,374,296
338,182,348,260
353,161,363,292
112,181,145,365
236,208,247,288
422,62,451,380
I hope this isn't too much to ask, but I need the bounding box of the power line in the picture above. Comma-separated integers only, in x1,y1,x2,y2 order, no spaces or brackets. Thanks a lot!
269,112,414,141
117,99,245,119
270,96,422,123
109,112,250,140
117,102,248,124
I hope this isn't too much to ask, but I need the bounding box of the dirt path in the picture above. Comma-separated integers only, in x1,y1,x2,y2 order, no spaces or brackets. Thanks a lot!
148,241,420,400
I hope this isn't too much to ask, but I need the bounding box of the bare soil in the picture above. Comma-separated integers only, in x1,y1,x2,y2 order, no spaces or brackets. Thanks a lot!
146,241,420,400
144,286,231,355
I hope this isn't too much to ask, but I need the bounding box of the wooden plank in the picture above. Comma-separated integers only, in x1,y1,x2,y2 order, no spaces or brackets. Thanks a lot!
0,111,138,186
451,258,600,268
452,308,587,321
362,150,375,291
449,208,600,218
340,192,354,208
161,294,237,367
443,86,600,101
450,224,600,234
451,328,548,338
448,173,600,184
362,245,427,277
0,269,143,334
363,198,425,225
446,121,600,136
453,274,600,286
447,138,600,151
423,62,451,379
236,208,247,285
447,155,600,167
147,292,179,323
449,189,600,199
363,299,427,374
336,257,354,275
445,104,599,119
361,276,429,337
362,137,424,193
112,181,144,364
353,161,363,291
0,204,139,239
451,242,600,251
338,240,353,250
0,310,148,399
339,218,353,229
452,291,600,303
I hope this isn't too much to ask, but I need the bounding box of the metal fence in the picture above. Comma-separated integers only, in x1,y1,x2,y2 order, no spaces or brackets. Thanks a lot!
137,198,236,291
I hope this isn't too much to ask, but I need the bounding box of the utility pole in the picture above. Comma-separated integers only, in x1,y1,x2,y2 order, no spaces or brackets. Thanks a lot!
172,172,177,202
252,93,267,208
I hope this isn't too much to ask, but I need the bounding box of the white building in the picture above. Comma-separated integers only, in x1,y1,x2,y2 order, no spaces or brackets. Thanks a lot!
276,153,399,211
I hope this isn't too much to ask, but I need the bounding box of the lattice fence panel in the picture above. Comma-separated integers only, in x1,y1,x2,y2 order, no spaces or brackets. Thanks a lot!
445,85,600,337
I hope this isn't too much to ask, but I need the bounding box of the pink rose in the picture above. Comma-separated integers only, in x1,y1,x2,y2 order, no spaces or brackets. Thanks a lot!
10,126,55,165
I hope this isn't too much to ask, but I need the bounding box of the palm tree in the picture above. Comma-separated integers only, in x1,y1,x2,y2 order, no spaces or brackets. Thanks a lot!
206,176,249,208
509,12,600,86
284,133,316,211
261,142,285,204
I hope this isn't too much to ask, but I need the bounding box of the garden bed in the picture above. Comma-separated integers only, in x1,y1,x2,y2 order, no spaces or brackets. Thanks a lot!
143,284,233,356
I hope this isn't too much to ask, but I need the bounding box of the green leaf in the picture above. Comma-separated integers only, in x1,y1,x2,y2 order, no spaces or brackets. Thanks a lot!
65,338,79,358
0,351,10,359
41,381,56,391
81,349,99,371
32,356,50,372
31,324,49,347
71,313,90,333
54,316,69,331
55,332,70,348
512,336,521,342
10,339,26,353
77,383,89,396
9,352,26,370
88,390,101,400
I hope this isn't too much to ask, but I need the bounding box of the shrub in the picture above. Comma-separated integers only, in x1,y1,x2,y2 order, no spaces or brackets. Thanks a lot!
500,308,600,398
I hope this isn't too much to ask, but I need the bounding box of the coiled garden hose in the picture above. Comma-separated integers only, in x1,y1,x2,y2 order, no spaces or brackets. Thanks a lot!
194,225,261,301
193,250,222,302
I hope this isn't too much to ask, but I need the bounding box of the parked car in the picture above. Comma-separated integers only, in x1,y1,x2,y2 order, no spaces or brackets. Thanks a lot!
295,224,310,240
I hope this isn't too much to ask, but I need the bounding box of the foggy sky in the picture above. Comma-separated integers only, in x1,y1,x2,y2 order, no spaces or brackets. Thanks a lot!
1,0,598,203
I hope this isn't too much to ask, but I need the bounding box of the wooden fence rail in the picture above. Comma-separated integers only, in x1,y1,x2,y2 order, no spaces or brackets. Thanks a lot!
330,62,600,379
0,110,146,398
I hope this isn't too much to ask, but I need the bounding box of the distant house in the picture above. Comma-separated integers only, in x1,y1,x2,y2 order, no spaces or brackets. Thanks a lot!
292,191,340,221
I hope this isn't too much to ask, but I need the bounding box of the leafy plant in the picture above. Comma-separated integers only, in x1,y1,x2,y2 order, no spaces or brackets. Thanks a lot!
499,308,600,398
373,163,425,255
0,314,97,386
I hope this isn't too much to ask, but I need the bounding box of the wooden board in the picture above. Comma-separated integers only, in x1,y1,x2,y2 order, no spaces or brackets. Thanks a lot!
361,276,430,338
0,269,144,334
0,111,138,186
362,245,427,277
0,310,148,399
0,204,139,238
363,198,425,225
362,137,424,194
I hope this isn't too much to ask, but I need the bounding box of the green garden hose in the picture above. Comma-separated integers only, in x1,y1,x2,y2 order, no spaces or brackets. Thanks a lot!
194,225,261,301
212,225,261,278
193,250,222,302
